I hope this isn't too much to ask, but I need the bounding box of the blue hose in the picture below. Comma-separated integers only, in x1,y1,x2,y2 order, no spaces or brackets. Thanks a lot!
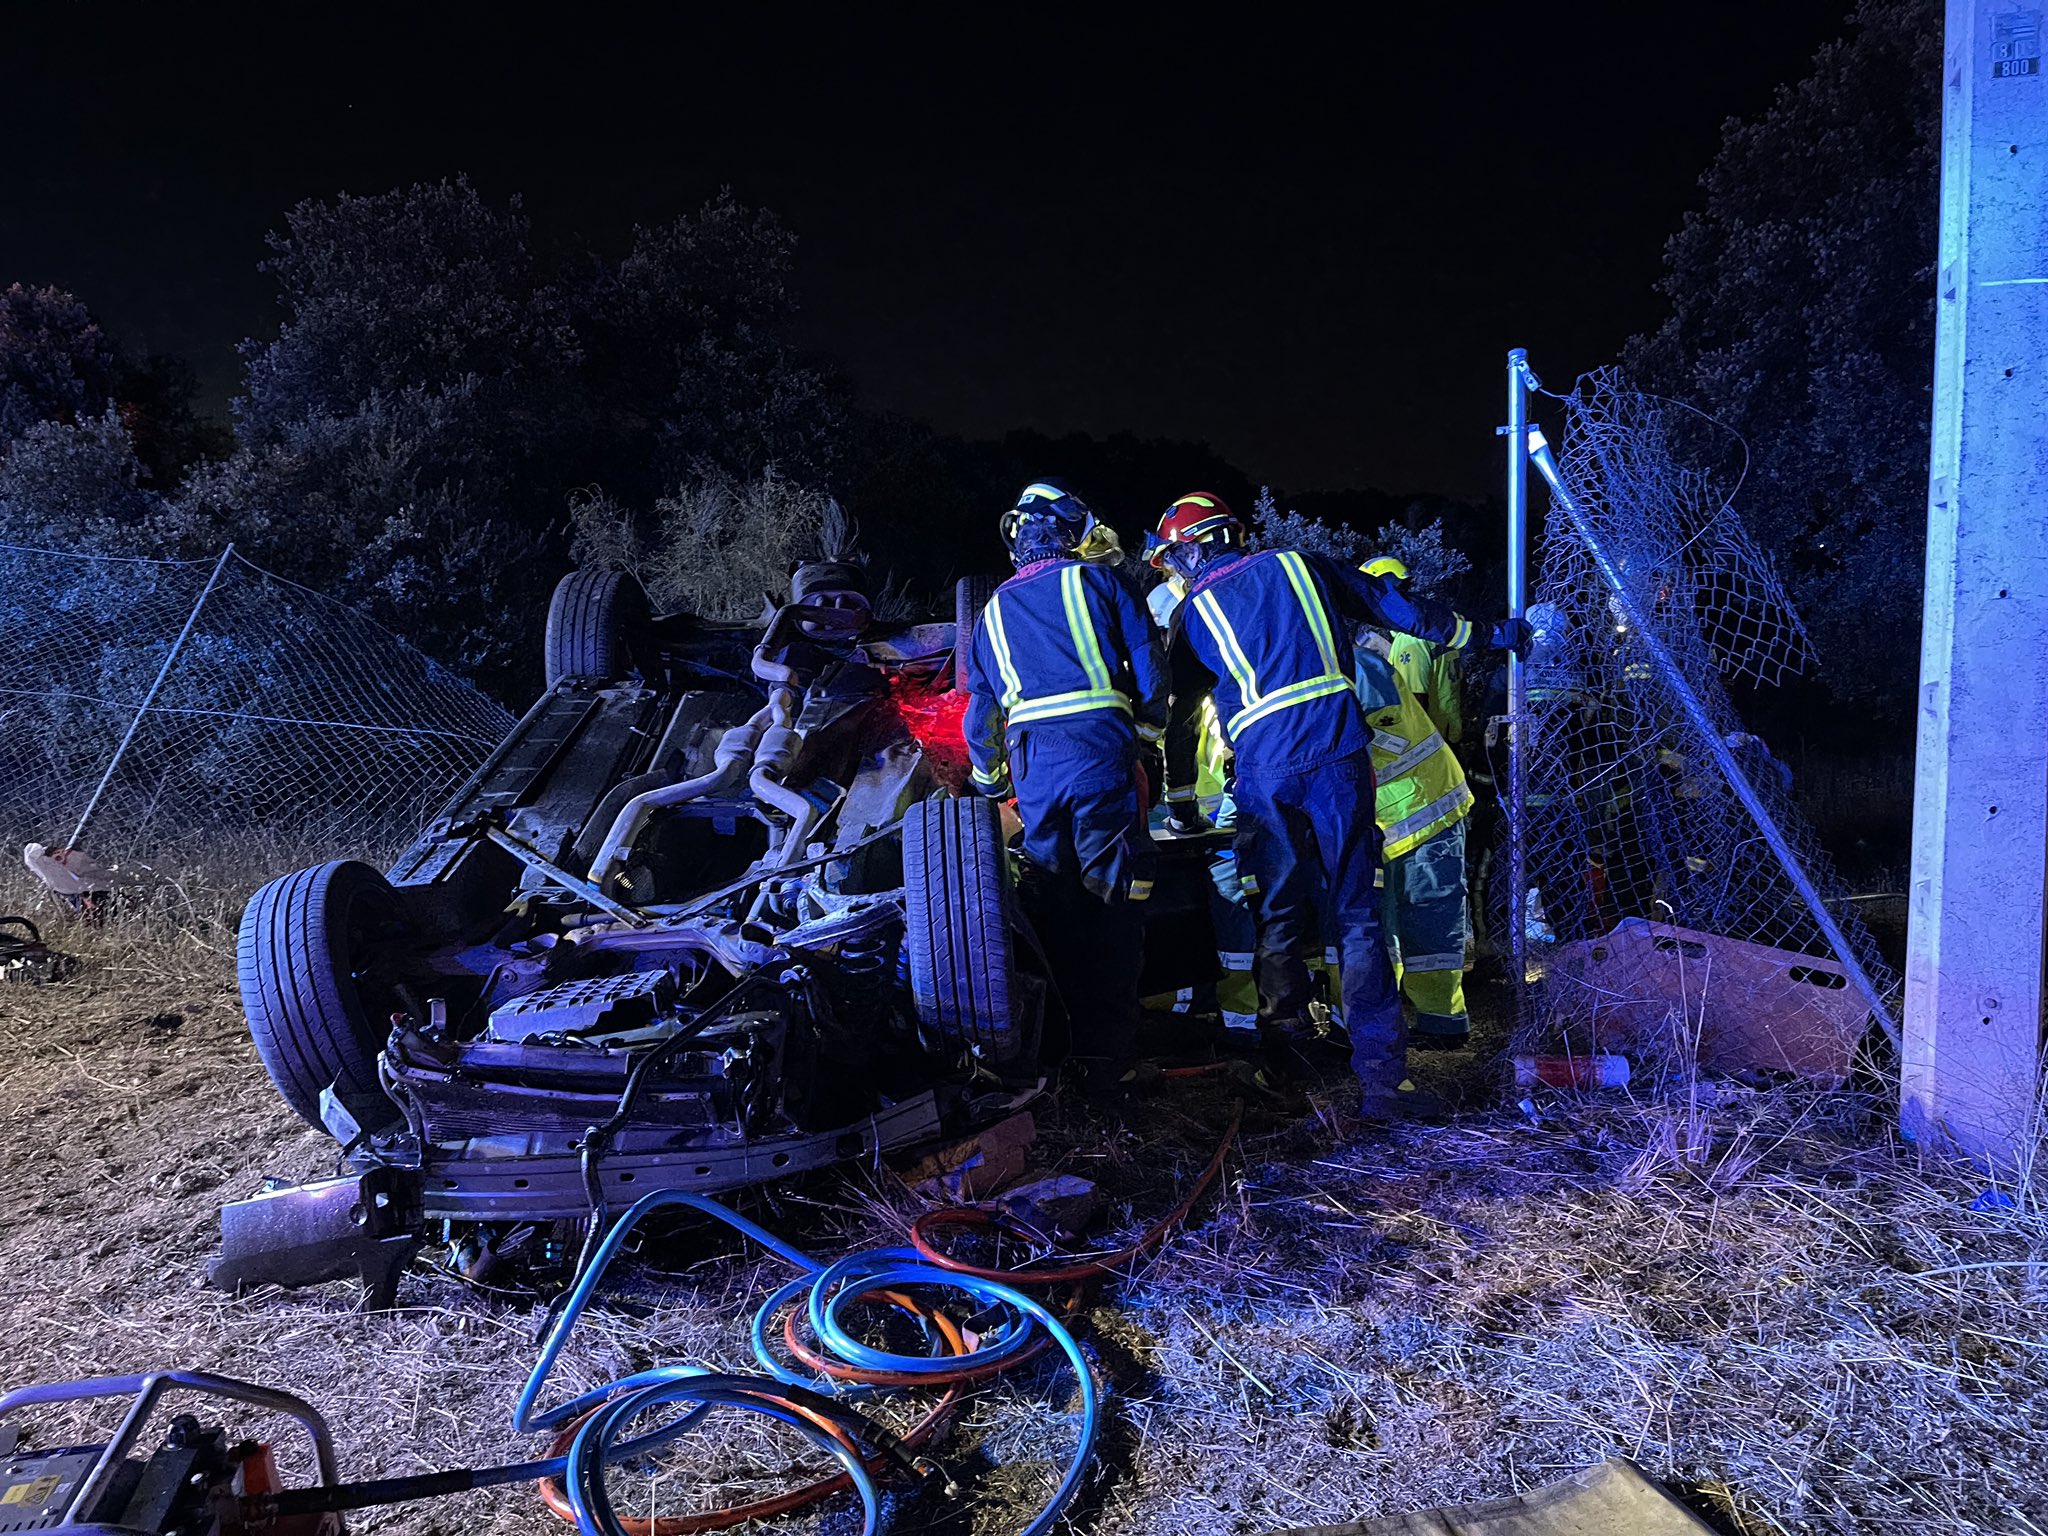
516,1189,1099,1536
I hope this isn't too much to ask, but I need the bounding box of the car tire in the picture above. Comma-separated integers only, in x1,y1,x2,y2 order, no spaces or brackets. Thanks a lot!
238,860,405,1133
953,575,997,683
545,569,652,686
903,794,1024,1066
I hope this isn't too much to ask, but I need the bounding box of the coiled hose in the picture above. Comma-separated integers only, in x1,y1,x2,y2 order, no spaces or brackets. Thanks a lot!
523,1106,1240,1535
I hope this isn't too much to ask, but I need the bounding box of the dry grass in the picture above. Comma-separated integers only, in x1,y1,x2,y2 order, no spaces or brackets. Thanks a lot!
0,869,2042,1536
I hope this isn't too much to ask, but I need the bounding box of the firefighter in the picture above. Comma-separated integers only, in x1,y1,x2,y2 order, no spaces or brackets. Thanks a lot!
1355,555,1477,1050
962,480,1170,1095
1150,494,1523,1119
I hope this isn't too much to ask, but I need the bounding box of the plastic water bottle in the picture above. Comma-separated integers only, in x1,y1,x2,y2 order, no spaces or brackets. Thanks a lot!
1512,1053,1631,1089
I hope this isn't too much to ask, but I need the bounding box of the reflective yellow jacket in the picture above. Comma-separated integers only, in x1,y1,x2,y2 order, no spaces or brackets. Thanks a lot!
1355,632,1473,860
1388,632,1461,746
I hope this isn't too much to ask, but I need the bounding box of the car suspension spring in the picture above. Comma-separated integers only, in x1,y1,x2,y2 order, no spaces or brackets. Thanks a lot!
835,927,900,1034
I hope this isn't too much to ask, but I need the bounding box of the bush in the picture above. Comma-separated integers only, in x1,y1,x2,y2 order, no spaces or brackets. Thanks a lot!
570,467,849,620
0,408,186,553
1250,486,1471,601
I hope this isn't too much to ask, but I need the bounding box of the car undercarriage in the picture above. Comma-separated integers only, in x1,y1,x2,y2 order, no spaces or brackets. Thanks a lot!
212,559,1212,1301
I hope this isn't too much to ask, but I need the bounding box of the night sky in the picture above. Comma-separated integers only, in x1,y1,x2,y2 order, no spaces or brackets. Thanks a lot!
5,9,1850,499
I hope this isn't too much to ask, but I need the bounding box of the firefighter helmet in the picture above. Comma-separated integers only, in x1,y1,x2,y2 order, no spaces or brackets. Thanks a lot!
999,479,1097,562
1145,493,1243,581
1363,554,1409,581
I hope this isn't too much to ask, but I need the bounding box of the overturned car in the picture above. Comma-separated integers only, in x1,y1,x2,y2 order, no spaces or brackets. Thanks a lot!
214,561,1212,1299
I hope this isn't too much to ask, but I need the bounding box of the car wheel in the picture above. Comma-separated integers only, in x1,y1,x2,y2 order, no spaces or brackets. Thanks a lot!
238,860,407,1132
953,575,997,684
903,794,1026,1066
545,569,652,687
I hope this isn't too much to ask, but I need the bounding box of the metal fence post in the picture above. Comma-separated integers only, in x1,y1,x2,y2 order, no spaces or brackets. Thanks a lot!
67,544,235,848
1504,350,1535,991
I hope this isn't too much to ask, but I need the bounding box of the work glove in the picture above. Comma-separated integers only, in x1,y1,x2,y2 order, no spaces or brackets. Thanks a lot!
1489,616,1533,654
1164,802,1209,837
1207,845,1250,906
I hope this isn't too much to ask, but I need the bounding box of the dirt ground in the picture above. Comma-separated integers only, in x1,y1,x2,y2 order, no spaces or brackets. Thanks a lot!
1,881,2044,1536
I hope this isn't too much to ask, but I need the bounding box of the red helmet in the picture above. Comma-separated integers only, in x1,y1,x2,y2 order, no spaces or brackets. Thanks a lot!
1146,493,1243,569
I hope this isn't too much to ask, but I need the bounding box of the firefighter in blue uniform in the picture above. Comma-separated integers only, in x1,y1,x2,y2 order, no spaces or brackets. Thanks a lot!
963,481,1171,1094
1151,493,1523,1119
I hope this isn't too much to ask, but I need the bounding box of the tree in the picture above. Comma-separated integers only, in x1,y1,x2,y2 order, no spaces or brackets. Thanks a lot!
575,196,843,492
1626,0,1941,715
177,378,543,679
0,284,119,448
0,285,227,492
236,177,571,443
206,178,838,691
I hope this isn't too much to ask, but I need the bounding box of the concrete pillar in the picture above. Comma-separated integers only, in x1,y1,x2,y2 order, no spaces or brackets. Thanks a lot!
1904,0,2048,1164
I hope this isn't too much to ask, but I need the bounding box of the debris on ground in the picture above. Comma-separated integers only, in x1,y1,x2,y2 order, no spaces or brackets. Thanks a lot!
996,1172,1101,1239
0,916,75,984
893,1108,1038,1202
21,842,138,917
1511,1052,1630,1090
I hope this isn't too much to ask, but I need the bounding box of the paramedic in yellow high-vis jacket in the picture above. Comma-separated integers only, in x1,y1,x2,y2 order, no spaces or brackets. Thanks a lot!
1354,556,1476,1049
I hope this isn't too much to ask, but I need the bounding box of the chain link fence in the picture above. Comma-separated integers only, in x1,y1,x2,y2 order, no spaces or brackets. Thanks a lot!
0,543,514,876
1505,374,1897,1074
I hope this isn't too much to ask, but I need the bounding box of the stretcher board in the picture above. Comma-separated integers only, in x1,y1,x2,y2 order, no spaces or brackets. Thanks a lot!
1545,918,1871,1083
1266,1457,1719,1535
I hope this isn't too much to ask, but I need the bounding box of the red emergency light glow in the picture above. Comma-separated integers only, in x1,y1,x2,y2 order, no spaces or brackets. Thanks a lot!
889,675,973,794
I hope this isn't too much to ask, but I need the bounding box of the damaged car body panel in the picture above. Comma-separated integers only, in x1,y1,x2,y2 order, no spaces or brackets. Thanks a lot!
216,561,1134,1296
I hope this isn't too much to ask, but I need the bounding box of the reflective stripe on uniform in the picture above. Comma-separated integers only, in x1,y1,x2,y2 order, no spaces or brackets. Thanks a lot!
1218,950,1253,972
1196,553,1352,740
1382,781,1475,857
1006,687,1131,724
1232,674,1353,735
1403,950,1465,973
1136,720,1164,744
1372,728,1411,756
984,591,1024,705
1062,565,1114,695
1128,878,1154,901
971,764,1008,788
1278,552,1342,674
1193,589,1261,701
1378,728,1447,783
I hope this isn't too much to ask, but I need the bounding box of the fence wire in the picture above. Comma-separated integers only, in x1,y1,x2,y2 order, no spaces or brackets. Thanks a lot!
1507,373,1897,1056
0,544,514,869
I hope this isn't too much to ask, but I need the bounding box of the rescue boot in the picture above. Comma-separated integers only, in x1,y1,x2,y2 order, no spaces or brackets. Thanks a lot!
1344,1077,1450,1129
1255,1019,1321,1084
